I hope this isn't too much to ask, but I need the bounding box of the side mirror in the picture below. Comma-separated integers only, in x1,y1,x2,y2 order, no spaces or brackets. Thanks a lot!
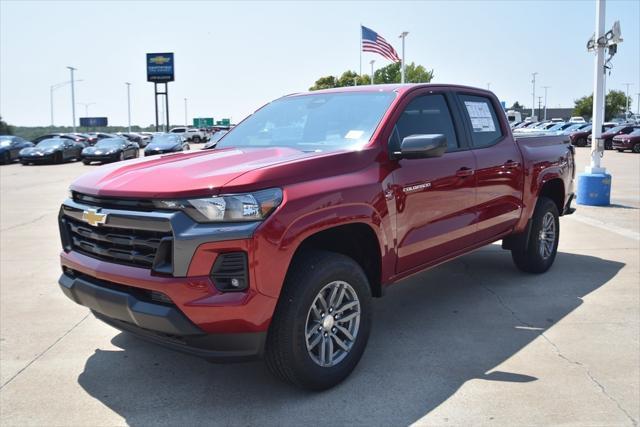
394,134,447,159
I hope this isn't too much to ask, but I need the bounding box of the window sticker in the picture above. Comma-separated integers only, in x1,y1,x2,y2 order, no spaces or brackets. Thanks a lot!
345,130,365,139
464,101,496,133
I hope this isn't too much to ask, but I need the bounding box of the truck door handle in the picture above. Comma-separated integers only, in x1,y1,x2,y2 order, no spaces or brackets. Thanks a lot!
504,160,520,169
456,167,475,177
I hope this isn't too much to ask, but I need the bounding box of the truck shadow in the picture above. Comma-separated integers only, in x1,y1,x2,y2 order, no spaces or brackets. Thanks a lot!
77,248,624,426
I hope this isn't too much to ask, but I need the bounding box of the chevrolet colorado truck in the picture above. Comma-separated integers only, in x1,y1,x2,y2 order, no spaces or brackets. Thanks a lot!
58,84,575,390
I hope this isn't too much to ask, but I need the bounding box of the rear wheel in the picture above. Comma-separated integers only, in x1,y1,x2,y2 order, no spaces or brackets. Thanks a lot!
265,250,372,390
576,137,587,147
604,139,612,150
633,143,640,154
55,152,63,163
511,197,559,274
617,149,625,152
2,152,9,164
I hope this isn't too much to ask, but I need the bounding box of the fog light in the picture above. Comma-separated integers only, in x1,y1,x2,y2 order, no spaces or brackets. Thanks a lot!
230,278,240,288
210,252,249,292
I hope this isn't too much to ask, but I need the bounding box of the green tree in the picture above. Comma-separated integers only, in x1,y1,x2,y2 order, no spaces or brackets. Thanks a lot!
0,116,12,135
310,62,434,90
573,90,632,121
510,101,523,110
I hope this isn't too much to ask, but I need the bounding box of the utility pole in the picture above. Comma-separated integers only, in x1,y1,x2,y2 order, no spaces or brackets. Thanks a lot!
487,82,491,90
50,79,83,126
369,60,375,85
543,86,550,120
125,82,132,133
399,31,409,83
623,83,631,119
67,66,77,132
184,98,188,126
531,72,538,119
537,96,543,121
636,93,640,115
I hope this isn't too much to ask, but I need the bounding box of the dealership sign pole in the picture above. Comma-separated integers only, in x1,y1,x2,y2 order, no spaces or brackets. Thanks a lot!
577,0,622,206
147,53,175,132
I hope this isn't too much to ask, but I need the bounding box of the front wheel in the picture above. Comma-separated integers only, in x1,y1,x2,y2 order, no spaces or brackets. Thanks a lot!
633,143,640,154
265,250,372,390
192,136,201,143
617,149,625,152
604,140,613,150
511,197,559,274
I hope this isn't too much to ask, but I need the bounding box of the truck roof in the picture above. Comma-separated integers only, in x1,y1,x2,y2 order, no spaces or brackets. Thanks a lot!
287,83,493,97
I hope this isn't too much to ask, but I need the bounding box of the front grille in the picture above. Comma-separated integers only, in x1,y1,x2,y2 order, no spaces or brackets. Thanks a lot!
64,216,172,269
72,192,156,211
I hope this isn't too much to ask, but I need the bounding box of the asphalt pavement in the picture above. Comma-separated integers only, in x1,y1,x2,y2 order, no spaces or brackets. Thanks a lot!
0,147,638,426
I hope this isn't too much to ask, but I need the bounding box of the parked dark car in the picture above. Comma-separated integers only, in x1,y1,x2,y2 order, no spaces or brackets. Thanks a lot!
613,129,640,153
82,138,139,164
87,132,118,145
203,130,228,149
561,123,590,135
587,124,638,149
144,134,189,156
33,133,87,146
19,138,82,164
116,132,148,147
0,135,34,164
569,124,616,147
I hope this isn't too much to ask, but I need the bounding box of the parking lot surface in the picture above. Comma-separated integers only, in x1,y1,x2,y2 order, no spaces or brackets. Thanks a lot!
1,148,638,426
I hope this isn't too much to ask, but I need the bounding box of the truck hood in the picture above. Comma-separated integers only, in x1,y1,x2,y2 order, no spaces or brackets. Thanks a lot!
70,146,378,199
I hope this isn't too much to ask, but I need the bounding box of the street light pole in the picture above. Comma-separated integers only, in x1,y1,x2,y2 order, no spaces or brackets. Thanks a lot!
184,98,188,126
398,31,409,84
67,66,77,132
77,102,96,117
50,79,83,126
531,72,538,119
487,82,491,90
369,60,375,85
125,82,132,133
537,96,543,120
543,86,550,120
588,0,606,174
636,93,640,115
623,83,631,119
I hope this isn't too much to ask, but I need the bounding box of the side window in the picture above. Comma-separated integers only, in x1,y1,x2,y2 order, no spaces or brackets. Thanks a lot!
391,94,459,152
459,94,503,148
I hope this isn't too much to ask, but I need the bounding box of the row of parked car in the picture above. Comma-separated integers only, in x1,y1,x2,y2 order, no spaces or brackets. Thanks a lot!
0,126,232,166
511,119,640,153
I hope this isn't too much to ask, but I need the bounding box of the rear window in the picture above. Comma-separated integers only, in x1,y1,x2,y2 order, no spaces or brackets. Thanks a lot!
459,94,503,148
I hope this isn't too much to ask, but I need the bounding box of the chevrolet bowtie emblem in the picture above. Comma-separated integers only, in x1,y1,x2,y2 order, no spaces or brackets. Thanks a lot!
82,209,107,226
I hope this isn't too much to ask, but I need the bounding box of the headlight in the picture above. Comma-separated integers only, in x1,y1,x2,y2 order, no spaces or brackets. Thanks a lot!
153,188,283,223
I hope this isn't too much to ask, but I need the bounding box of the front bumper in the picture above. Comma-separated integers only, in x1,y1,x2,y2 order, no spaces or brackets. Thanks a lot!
83,154,118,162
59,270,266,361
612,140,632,150
21,154,55,162
144,149,177,156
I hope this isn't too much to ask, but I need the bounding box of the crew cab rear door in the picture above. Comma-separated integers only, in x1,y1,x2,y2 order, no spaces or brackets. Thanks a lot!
389,90,478,273
455,92,524,242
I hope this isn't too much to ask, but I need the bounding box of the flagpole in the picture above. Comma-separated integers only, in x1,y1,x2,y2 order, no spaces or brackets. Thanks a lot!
359,24,362,79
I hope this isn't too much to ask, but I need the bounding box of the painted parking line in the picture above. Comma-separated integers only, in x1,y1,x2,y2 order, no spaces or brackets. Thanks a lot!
566,214,640,241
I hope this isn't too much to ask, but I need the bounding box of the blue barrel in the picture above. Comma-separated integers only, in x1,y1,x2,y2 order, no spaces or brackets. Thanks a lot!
577,172,611,206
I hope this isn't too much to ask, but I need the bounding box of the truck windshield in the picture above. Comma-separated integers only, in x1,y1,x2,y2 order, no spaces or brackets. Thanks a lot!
217,91,396,152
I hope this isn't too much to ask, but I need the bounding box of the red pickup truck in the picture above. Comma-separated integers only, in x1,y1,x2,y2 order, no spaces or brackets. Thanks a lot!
58,84,575,390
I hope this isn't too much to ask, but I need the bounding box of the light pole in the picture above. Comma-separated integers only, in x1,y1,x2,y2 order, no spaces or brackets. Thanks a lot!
184,98,188,126
531,72,538,119
487,82,491,90
398,31,409,84
369,60,375,85
50,79,83,126
623,83,632,119
67,66,77,132
125,82,132,133
636,93,640,115
77,102,96,117
537,96,543,120
543,86,550,120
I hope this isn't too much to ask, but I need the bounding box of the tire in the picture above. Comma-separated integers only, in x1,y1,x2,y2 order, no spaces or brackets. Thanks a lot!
576,137,587,147
511,197,560,274
82,159,90,165
265,250,372,390
604,139,612,150
617,149,624,152
633,143,640,154
55,152,63,163
192,136,201,143
2,152,9,164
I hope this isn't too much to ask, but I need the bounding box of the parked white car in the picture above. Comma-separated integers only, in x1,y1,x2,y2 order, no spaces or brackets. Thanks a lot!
568,116,586,123
169,127,207,143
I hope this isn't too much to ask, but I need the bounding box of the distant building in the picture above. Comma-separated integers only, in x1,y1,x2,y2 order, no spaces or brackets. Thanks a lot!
512,107,576,121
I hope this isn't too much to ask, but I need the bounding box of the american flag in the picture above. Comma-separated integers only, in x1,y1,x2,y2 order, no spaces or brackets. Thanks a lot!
361,26,400,63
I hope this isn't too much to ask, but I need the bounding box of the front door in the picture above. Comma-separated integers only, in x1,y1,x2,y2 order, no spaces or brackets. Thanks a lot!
391,92,477,274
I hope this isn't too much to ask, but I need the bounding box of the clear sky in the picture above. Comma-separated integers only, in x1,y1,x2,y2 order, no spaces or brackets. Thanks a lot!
1,0,638,127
